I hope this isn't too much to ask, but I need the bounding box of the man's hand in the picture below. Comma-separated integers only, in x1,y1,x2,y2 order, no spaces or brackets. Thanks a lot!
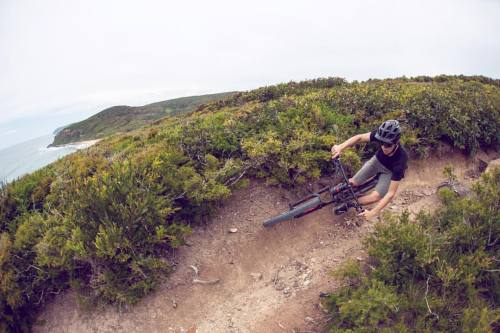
331,144,342,159
358,209,377,220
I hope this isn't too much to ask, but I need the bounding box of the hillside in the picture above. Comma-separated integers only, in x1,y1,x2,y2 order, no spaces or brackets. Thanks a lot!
1,75,499,333
33,151,500,333
49,92,235,146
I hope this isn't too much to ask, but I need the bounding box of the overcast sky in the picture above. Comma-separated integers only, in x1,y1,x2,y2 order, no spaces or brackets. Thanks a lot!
1,0,499,149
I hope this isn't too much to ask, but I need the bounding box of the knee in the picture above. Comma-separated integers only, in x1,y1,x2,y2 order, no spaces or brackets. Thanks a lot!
369,191,382,201
349,177,358,186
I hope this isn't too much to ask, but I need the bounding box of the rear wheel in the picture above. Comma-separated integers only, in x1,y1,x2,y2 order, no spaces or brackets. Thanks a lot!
262,196,322,227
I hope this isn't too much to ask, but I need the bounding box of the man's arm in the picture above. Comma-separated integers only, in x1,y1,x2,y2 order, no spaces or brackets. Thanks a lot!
360,180,400,219
331,132,371,158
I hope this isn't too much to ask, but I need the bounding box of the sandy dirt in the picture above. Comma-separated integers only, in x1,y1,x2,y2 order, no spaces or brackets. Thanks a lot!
33,148,498,333
51,139,102,149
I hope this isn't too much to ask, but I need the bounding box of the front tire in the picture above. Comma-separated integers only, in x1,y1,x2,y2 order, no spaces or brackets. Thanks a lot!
262,196,322,227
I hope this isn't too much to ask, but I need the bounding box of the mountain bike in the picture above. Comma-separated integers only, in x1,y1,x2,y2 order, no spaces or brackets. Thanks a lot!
262,157,378,227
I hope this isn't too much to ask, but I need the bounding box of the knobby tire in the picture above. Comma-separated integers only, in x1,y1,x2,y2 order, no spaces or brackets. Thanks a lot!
262,196,322,227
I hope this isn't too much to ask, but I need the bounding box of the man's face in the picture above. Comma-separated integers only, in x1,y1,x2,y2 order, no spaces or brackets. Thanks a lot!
381,142,396,155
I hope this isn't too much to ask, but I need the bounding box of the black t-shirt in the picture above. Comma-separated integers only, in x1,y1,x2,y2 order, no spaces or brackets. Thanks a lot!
370,130,408,181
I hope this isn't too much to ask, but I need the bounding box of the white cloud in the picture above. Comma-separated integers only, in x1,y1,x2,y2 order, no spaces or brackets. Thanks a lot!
1,130,17,136
0,0,499,134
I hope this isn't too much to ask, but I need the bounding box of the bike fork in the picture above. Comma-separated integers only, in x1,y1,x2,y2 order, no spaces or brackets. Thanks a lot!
334,158,364,213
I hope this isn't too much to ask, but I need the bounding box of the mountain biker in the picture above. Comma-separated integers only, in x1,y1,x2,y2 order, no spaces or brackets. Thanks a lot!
330,120,408,220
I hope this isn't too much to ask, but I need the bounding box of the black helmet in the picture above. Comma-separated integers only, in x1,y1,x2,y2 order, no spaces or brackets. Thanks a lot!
375,120,401,144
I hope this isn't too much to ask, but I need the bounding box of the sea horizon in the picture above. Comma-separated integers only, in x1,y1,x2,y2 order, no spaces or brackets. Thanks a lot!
0,134,97,184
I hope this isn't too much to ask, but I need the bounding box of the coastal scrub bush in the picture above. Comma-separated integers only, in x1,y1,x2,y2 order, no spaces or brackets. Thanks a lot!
0,167,55,233
324,168,500,332
0,75,499,332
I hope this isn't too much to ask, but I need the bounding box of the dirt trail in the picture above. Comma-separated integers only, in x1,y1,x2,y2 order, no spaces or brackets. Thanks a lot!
34,148,498,333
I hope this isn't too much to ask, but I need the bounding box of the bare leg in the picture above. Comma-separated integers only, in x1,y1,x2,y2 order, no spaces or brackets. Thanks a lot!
349,177,380,204
357,190,381,205
346,178,381,205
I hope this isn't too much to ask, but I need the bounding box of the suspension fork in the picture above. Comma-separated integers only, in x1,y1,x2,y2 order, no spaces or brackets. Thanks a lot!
333,158,364,213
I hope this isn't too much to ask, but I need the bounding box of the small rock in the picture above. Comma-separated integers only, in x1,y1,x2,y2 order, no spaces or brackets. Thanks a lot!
228,228,238,233
304,316,316,324
304,280,312,286
250,272,263,280
172,299,177,308
356,257,364,261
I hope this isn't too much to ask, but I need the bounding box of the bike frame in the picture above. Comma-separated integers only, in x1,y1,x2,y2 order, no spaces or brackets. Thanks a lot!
262,158,379,227
289,158,376,213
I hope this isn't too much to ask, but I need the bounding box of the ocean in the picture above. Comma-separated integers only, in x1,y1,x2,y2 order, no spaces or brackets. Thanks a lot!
0,134,96,184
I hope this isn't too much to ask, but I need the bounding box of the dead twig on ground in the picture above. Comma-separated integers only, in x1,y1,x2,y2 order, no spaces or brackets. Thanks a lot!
425,276,439,320
192,278,220,285
189,265,199,275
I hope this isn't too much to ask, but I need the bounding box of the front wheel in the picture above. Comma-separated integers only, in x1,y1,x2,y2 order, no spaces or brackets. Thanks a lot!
262,196,322,227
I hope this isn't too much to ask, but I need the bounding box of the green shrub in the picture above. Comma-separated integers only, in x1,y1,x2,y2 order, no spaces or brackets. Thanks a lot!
324,168,500,332
1,75,499,331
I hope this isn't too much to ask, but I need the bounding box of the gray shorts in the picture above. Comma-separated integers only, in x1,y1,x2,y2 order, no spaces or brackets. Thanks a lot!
352,156,392,197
